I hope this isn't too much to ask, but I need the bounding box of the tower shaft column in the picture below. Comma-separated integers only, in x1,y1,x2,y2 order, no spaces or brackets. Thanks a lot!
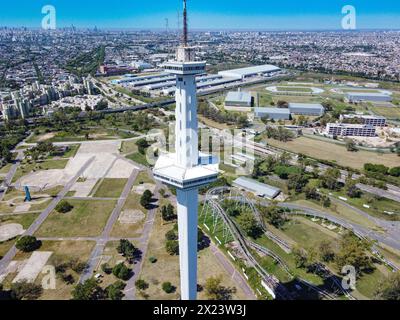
176,188,198,300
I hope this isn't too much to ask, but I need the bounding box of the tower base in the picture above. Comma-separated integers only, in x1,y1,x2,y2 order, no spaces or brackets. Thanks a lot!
176,188,198,300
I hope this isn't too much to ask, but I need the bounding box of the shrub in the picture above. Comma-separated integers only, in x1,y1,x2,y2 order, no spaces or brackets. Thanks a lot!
165,230,178,241
15,236,41,252
55,200,74,213
112,263,131,281
149,256,157,264
162,282,175,294
10,281,43,300
165,240,179,256
135,279,149,291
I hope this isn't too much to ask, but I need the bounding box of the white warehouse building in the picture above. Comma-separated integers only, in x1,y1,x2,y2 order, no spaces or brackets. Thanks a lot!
218,64,281,80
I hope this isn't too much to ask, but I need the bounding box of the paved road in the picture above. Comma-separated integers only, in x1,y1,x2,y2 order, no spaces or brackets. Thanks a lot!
0,156,95,273
0,150,24,202
124,174,162,300
79,169,139,283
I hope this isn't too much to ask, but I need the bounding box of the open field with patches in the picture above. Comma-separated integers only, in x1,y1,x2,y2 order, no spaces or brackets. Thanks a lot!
266,136,400,169
93,178,128,198
370,106,400,119
12,159,69,183
137,211,249,300
35,199,117,237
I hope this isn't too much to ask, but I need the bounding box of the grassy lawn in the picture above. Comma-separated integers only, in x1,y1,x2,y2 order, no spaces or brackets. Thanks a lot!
126,152,149,167
27,128,135,143
370,106,400,119
0,163,13,174
93,178,128,198
355,268,387,299
120,140,138,154
33,241,96,300
0,213,40,258
276,86,313,93
290,199,380,230
36,199,116,237
198,115,231,130
48,144,80,159
110,192,146,238
267,136,400,170
12,159,69,183
137,210,249,300
282,217,340,250
330,191,400,221
134,171,154,185
94,240,139,290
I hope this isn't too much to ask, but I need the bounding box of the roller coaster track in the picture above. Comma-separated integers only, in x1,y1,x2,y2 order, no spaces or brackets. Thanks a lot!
203,187,351,300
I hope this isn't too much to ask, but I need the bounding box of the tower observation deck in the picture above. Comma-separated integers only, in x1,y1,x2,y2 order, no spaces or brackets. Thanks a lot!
153,0,219,300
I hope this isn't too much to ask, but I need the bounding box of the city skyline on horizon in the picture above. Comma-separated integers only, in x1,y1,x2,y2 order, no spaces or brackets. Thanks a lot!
1,0,400,30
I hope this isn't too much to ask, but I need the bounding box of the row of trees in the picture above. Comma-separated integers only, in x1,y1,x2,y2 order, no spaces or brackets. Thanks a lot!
198,99,249,128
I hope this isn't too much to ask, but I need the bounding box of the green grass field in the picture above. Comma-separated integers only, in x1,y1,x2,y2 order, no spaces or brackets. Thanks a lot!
35,241,96,300
276,86,313,93
370,106,400,120
36,199,117,237
266,136,400,170
93,178,128,198
12,159,69,183
126,152,149,167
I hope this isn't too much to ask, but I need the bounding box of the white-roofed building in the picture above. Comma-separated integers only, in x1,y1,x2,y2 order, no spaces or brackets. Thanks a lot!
218,64,281,80
224,91,253,112
233,177,281,199
289,103,325,116
254,107,291,120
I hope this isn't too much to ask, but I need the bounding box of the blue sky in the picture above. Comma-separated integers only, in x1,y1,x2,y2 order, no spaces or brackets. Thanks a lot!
1,0,399,30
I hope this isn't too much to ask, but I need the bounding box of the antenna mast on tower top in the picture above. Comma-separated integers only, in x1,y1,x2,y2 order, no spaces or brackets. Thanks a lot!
182,0,188,46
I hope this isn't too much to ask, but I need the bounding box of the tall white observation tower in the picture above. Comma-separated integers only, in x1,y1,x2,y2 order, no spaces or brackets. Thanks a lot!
153,0,219,300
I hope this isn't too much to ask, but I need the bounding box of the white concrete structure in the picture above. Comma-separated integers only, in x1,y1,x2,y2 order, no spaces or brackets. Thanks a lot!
153,0,218,301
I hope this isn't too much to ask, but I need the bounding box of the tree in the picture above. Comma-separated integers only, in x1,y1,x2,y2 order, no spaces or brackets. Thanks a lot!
237,212,263,239
389,167,400,177
117,239,140,263
335,232,373,275
292,246,309,269
135,279,149,291
165,229,178,241
162,282,176,294
101,263,112,275
140,190,153,209
304,186,320,200
55,200,74,213
161,204,176,221
345,139,358,152
136,138,149,155
320,168,341,191
288,173,309,193
72,278,104,300
319,241,335,262
204,276,235,300
15,236,41,252
105,281,126,300
375,272,400,300
112,263,131,281
261,206,287,229
10,281,42,300
166,240,179,255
